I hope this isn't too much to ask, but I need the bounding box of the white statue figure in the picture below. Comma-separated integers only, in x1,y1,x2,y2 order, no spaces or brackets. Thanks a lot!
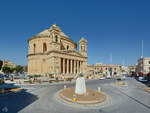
75,73,86,95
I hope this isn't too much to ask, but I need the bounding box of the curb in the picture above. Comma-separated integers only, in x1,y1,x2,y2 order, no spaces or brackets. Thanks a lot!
56,89,111,107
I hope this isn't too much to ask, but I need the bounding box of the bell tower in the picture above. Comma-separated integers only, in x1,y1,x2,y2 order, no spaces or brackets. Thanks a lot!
50,24,61,51
79,37,87,56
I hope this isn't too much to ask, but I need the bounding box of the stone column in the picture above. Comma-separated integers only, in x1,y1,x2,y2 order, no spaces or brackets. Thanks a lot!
73,60,75,74
77,60,79,74
76,60,78,74
70,60,72,74
67,59,69,73
79,61,81,73
82,61,87,74
80,61,83,73
74,60,76,74
63,58,65,74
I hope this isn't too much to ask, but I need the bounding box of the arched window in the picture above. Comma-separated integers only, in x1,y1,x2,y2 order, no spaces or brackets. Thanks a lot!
55,35,58,42
81,45,85,51
43,43,47,52
33,44,36,54
60,40,65,50
67,45,69,50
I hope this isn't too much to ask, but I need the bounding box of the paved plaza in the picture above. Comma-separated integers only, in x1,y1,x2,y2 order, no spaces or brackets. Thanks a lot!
0,77,150,113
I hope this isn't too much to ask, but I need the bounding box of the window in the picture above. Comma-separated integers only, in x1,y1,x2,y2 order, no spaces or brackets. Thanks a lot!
67,45,69,50
33,44,36,53
43,43,47,52
81,45,85,51
55,35,58,42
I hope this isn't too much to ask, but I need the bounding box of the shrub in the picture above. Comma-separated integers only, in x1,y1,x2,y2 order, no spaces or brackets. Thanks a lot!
49,80,52,83
33,74,41,78
48,73,53,78
38,79,42,84
29,79,33,84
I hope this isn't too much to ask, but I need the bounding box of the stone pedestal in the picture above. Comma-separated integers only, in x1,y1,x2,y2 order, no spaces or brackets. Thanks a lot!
75,77,86,95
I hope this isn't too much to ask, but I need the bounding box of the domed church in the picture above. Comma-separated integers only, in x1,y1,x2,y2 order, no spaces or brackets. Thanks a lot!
27,24,88,76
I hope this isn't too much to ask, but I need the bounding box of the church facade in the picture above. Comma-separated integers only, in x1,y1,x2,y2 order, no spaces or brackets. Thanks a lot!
27,24,88,76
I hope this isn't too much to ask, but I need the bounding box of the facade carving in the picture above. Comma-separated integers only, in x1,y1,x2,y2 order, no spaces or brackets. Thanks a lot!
27,24,88,76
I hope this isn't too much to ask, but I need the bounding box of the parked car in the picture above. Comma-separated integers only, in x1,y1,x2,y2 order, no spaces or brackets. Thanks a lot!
137,72,143,77
138,76,148,83
117,78,122,81
3,74,10,80
0,74,5,84
99,77,106,80
0,74,3,79
146,72,150,81
135,72,143,79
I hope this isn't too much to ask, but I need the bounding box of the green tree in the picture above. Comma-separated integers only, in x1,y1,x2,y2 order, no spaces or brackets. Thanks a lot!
14,65,24,73
2,65,11,74
10,67,15,73
24,65,28,72
0,60,3,70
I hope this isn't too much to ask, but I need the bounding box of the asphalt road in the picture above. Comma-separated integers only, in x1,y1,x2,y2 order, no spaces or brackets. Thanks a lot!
0,77,150,113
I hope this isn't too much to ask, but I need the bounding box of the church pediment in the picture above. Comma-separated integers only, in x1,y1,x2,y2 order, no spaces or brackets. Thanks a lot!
62,50,83,57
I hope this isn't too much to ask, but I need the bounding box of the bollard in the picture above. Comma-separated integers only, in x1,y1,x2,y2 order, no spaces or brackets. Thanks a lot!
98,87,101,92
73,95,77,102
64,85,67,89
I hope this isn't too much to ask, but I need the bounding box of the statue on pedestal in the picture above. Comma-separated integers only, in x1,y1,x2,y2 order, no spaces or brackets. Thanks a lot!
75,73,86,95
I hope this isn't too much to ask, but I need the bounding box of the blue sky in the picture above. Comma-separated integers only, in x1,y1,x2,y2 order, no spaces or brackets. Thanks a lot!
0,0,150,66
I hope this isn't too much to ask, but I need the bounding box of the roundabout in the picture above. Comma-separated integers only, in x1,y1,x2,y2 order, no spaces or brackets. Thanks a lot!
56,87,110,107
56,74,111,107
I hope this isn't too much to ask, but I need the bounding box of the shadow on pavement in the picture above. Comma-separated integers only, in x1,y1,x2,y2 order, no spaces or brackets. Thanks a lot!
144,81,150,87
0,88,38,113
0,83,20,89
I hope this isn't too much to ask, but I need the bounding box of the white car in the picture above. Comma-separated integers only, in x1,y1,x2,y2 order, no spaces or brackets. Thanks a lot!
122,76,126,80
99,77,106,80
138,76,148,82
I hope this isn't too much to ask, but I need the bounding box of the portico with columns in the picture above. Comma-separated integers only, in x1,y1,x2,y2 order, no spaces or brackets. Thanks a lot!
48,51,88,75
